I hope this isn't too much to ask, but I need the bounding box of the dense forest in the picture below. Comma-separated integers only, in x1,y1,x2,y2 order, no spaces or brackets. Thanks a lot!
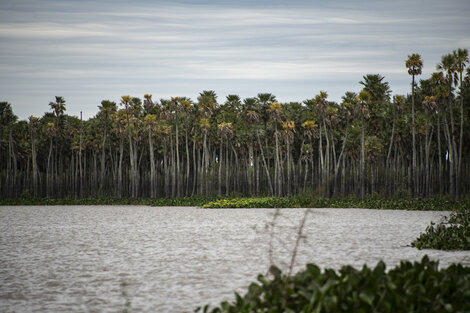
1,50,469,201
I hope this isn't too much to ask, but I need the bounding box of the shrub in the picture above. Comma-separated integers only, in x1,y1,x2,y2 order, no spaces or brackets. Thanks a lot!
411,208,470,250
196,256,470,313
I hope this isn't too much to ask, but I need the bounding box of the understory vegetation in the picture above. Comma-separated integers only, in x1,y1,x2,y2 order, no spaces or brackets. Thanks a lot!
1,50,469,201
196,256,470,313
412,208,470,250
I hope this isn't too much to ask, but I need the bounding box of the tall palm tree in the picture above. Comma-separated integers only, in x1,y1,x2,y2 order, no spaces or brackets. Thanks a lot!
0,102,18,196
437,53,458,201
197,92,217,196
144,113,157,198
217,122,233,196
453,48,468,201
301,119,318,196
97,100,116,194
28,116,39,196
268,102,283,196
245,97,273,195
120,95,139,199
313,91,329,194
406,53,423,197
356,90,371,198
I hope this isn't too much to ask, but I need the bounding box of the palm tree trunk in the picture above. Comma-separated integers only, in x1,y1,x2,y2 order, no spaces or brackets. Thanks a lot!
100,126,107,195
31,130,38,197
117,139,123,198
360,114,365,198
185,130,190,197
458,72,464,201
226,144,230,196
256,128,273,195
218,139,223,197
148,129,155,198
443,111,455,201
175,118,181,197
46,137,52,198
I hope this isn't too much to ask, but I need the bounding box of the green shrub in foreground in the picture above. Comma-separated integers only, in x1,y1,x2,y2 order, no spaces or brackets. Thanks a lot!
196,256,470,313
411,208,470,250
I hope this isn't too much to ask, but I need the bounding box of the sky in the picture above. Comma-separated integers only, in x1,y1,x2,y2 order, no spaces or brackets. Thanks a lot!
1,0,469,120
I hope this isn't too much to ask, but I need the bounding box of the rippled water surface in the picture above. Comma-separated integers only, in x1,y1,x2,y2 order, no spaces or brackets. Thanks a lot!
1,206,469,312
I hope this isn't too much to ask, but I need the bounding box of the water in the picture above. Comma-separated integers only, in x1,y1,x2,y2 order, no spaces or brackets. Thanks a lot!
0,206,468,312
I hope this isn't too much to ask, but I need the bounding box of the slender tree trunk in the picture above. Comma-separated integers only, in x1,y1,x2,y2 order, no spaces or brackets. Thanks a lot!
46,137,52,198
31,130,38,197
218,139,223,197
203,133,209,196
443,111,455,201
185,130,190,197
226,144,230,196
457,72,464,201
411,74,417,197
256,128,274,195
191,138,197,197
118,138,123,198
360,114,365,198
100,124,107,195
175,118,181,197
148,129,155,198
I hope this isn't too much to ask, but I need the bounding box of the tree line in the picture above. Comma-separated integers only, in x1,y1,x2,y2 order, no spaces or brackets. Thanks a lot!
1,49,469,201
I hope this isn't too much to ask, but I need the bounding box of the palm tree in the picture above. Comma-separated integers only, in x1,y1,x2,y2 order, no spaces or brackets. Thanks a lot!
268,102,283,195
437,53,458,201
28,116,39,196
120,95,139,199
0,102,18,196
217,122,233,196
359,74,391,103
225,94,241,113
144,113,157,198
49,96,66,118
356,90,371,198
197,91,217,196
313,91,329,194
406,53,423,197
97,100,116,194
45,121,56,197
453,48,468,201
301,120,318,196
281,120,295,195
386,95,404,194
245,98,273,195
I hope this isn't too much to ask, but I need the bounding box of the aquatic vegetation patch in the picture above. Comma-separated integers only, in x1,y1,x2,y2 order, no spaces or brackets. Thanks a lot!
196,256,470,313
202,197,468,211
412,208,470,250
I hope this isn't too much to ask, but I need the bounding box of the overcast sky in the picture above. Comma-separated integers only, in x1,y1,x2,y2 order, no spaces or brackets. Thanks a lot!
1,0,469,119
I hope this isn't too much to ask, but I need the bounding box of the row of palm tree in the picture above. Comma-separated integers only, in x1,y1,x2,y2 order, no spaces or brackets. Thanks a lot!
1,49,469,200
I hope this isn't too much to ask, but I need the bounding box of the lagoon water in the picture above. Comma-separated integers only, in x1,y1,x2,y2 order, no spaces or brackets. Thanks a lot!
1,206,469,312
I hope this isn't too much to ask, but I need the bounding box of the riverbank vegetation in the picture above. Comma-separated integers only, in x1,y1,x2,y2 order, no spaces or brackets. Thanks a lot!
196,256,470,313
1,196,468,211
1,50,469,201
412,208,470,250
202,196,468,210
